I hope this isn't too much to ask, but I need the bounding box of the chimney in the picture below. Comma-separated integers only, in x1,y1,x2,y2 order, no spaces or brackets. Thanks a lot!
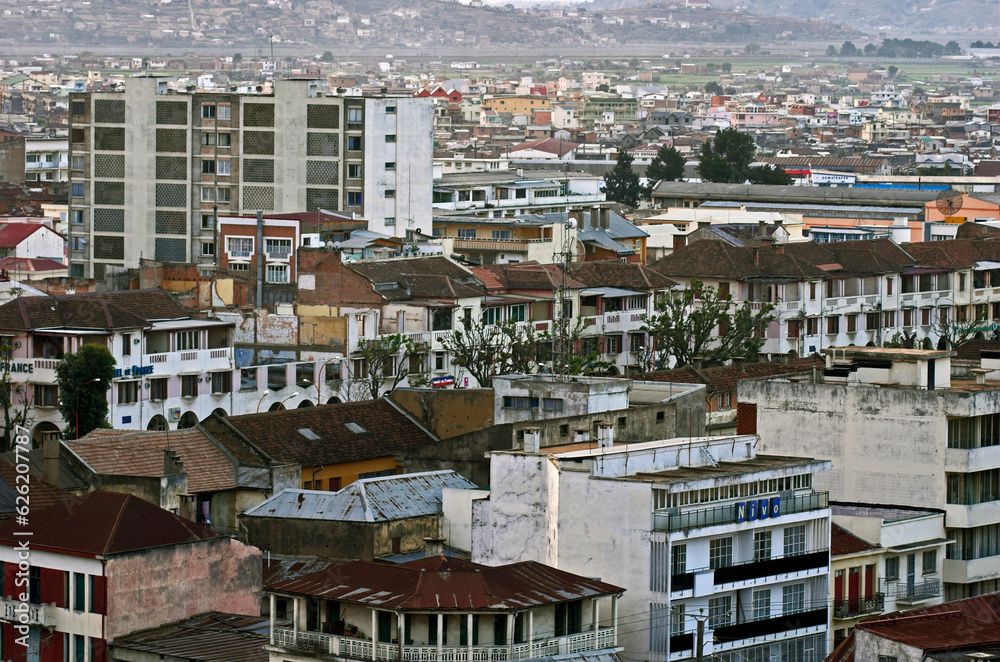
573,428,590,443
757,220,766,236
752,247,760,265
423,536,446,558
164,449,184,475
597,423,614,448
692,356,704,369
733,357,746,371
697,220,711,229
523,427,541,453
772,242,784,254
600,208,611,229
42,432,60,486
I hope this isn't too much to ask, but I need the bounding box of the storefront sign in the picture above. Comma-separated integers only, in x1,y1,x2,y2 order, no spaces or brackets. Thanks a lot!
735,496,781,523
113,365,154,378
0,363,33,374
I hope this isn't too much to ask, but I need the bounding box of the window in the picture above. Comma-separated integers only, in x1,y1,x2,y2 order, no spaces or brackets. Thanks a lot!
121,333,132,357
709,537,733,569
348,136,362,151
827,316,839,334
352,358,368,379
227,237,253,258
201,187,216,202
923,550,937,574
71,183,84,197
149,378,167,401
457,228,477,239
268,365,288,389
384,189,395,198
71,155,85,171
265,238,292,258
347,192,363,206
385,161,396,170
33,385,58,408
117,381,139,404
201,214,214,229
202,132,217,146
878,657,898,662
784,525,806,556
73,573,85,611
386,105,396,114
74,634,85,662
348,164,362,179
671,543,686,576
492,230,512,240
866,312,880,330
782,583,805,615
753,531,772,562
202,160,217,175
503,396,539,409
266,264,289,284
885,556,899,580
752,589,771,621
708,595,731,629
542,398,563,412
177,330,199,351
202,241,215,256
71,210,84,225
347,107,363,123
71,237,87,252
201,103,217,119
218,132,231,146
218,104,231,120
669,604,685,636
385,134,396,143
89,576,99,613
846,314,857,333
211,371,232,394
181,374,198,398
384,217,396,226
886,277,894,295
435,352,446,371
217,160,231,176
806,318,818,336
217,188,230,203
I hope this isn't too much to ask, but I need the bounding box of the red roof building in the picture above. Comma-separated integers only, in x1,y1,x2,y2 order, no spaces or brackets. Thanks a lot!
0,492,262,661
265,555,624,661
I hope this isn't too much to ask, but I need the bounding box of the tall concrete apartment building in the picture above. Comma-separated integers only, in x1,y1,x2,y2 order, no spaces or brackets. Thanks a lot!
67,78,433,278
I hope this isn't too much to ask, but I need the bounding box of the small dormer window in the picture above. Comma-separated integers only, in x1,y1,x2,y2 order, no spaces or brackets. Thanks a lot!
345,422,366,434
298,428,320,441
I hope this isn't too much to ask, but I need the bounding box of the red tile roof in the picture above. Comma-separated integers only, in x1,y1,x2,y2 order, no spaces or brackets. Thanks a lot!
0,288,191,331
0,491,219,557
68,429,238,493
0,458,72,514
0,222,45,247
267,556,623,611
474,262,586,292
570,261,677,290
639,357,824,392
831,523,880,556
507,138,579,156
0,257,67,272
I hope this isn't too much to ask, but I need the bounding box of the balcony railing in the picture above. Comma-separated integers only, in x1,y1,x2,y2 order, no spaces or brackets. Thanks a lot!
883,579,941,604
452,238,530,252
652,491,828,533
713,608,827,643
713,549,828,585
272,626,615,661
0,598,55,628
833,593,885,619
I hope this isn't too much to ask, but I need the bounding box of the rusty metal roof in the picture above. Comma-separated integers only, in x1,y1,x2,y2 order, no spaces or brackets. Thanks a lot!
243,470,478,522
856,592,1000,653
111,612,270,662
267,557,624,612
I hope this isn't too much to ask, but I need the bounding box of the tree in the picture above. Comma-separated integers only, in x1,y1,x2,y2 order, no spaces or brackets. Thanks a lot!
840,41,858,56
0,340,32,452
697,127,756,183
645,145,686,195
864,43,877,55
320,50,334,62
351,334,423,400
721,62,732,74
603,149,644,208
55,344,115,440
639,279,776,369
704,81,723,96
233,52,243,63
825,45,838,57
945,40,961,54
744,43,760,54
746,164,793,185
441,318,539,388
887,65,899,77
596,83,610,92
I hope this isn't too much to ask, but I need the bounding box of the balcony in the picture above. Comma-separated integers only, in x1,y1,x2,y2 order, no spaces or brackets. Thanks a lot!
452,238,529,253
652,491,829,533
31,358,60,384
945,445,1000,474
713,549,828,585
271,627,616,661
712,608,827,644
833,593,885,619
0,598,55,628
883,579,940,604
138,347,232,374
604,312,645,333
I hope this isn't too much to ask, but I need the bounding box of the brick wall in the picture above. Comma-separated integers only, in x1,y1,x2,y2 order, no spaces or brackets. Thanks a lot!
297,248,383,307
736,402,757,435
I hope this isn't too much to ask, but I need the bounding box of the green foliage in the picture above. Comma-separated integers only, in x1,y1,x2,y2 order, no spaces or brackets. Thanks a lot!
721,62,732,74
233,52,243,63
825,45,838,57
320,50,334,62
744,43,761,54
604,149,644,208
0,340,31,452
840,41,858,56
704,81,723,95
697,127,756,183
972,41,997,48
353,334,422,400
441,318,539,387
645,145,686,196
746,164,793,185
887,65,899,77
876,38,954,58
864,43,877,55
55,344,115,440
639,279,776,369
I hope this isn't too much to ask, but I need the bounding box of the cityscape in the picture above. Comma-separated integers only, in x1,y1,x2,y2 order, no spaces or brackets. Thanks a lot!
4,5,1000,662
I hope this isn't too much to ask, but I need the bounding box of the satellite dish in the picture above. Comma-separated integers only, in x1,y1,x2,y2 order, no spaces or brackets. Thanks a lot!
936,189,963,217
566,218,578,229
334,241,342,250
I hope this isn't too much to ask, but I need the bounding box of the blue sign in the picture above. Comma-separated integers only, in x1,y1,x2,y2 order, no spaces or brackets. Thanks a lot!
432,375,454,388
121,416,131,424
114,365,154,378
736,496,780,523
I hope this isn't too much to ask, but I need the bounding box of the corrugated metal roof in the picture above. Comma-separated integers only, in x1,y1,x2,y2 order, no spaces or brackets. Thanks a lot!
243,470,477,522
267,557,624,612
111,612,270,662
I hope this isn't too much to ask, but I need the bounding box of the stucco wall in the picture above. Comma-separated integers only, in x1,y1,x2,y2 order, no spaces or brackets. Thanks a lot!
390,388,495,439
105,537,261,639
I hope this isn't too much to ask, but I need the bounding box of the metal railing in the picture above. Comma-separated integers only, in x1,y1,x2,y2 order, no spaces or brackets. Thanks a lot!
833,593,885,619
652,492,828,533
883,579,940,603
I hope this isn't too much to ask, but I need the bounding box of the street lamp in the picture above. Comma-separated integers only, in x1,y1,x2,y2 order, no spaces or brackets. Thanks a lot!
75,377,102,440
312,359,341,403
255,389,271,413
278,392,300,410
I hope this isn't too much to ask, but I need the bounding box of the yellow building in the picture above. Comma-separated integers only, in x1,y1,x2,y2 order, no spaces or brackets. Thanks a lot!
481,95,551,116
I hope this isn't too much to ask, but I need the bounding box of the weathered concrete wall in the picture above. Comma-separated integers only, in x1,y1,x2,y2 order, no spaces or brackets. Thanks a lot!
390,388,495,439
238,514,440,560
210,488,270,536
401,388,706,486
855,630,924,662
105,537,261,639
492,376,630,425
442,487,489,552
89,473,186,513
738,379,987,508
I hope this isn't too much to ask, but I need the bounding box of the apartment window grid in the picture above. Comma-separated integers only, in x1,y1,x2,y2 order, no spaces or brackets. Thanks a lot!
176,330,199,351
782,583,805,616
709,537,733,569
266,264,289,284
923,550,937,574
752,589,771,621
671,543,686,576
784,525,807,556
708,595,731,629
753,530,772,562
885,556,899,580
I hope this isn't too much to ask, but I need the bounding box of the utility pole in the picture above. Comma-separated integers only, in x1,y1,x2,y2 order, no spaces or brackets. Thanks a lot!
695,618,704,662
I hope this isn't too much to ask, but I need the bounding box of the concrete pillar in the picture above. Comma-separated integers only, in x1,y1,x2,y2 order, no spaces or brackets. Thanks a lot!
612,596,619,646
592,599,600,649
437,614,444,661
269,594,276,645
373,609,378,659
528,611,534,657
466,613,473,658
507,613,515,659
293,597,300,647
397,612,405,662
